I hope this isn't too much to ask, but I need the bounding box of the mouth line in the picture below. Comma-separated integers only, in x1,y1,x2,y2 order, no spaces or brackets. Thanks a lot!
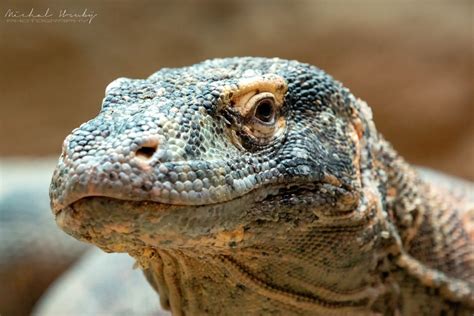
55,180,350,217
58,194,205,210
53,186,248,215
55,194,215,218
54,185,276,216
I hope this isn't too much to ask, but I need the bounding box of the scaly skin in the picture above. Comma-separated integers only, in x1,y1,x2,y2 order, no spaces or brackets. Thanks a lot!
50,57,474,315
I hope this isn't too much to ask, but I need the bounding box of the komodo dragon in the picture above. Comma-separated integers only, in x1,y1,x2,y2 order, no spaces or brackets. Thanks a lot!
47,57,473,315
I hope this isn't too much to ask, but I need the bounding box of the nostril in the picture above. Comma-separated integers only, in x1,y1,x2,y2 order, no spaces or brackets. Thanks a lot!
135,138,159,160
133,137,160,162
135,145,157,159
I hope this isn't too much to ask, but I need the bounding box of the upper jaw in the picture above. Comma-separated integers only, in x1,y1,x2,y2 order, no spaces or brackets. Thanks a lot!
49,169,258,215
49,153,354,216
49,153,261,214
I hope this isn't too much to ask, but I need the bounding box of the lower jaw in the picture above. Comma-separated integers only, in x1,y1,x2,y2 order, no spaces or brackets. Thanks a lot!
53,192,263,253
54,183,357,253
54,197,213,253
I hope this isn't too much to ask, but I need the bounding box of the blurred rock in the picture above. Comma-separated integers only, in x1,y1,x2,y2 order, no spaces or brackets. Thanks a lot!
33,248,167,316
0,158,90,316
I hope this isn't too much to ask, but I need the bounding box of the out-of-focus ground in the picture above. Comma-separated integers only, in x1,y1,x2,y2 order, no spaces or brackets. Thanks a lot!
0,1,472,315
0,0,472,179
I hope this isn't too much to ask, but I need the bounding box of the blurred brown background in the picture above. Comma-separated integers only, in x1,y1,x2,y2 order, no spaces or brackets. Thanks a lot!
0,0,472,177
0,1,472,315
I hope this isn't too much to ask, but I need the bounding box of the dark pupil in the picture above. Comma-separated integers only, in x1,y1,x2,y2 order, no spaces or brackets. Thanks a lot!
255,100,274,122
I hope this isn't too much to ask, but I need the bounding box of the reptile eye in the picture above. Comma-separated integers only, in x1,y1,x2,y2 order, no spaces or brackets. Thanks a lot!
227,89,286,150
254,98,276,123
